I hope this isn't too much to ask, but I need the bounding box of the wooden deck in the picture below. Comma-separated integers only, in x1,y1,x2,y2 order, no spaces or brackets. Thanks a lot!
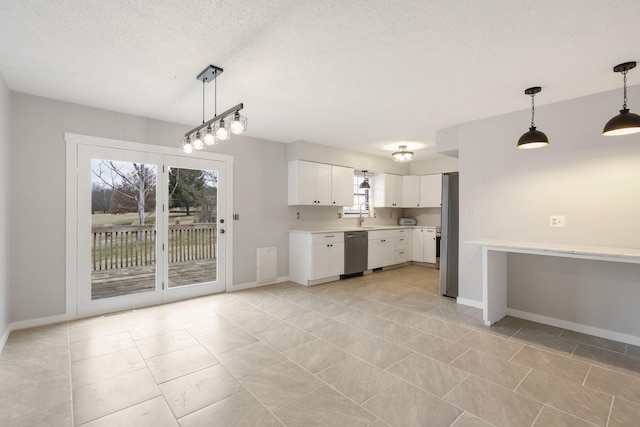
91,260,217,299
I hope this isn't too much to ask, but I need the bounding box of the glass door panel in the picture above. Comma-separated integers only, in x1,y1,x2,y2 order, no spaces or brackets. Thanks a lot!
78,145,164,316
167,167,218,287
91,159,158,299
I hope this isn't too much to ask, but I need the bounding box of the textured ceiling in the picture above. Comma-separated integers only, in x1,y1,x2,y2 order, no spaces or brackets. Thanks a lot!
1,0,640,160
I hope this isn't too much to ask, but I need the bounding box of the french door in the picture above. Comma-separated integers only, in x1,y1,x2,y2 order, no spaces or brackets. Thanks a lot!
76,144,228,316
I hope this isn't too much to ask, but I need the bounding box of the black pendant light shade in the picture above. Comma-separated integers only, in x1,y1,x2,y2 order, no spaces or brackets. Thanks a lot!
517,127,549,149
603,61,640,136
517,87,549,149
359,170,370,189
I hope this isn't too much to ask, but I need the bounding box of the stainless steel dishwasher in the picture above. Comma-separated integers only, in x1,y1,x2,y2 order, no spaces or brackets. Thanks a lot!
342,230,368,278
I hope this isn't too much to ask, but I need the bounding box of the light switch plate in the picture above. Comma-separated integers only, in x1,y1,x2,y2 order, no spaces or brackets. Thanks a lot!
550,215,565,228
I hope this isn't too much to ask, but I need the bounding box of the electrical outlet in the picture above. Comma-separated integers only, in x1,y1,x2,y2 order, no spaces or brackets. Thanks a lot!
550,215,565,228
296,212,300,220
337,212,342,219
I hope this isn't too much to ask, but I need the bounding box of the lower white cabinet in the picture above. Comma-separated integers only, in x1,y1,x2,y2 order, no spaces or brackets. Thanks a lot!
368,228,412,269
412,227,437,263
289,232,344,285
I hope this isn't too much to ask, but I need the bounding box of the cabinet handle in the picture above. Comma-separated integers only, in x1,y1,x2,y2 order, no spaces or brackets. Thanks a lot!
324,235,335,238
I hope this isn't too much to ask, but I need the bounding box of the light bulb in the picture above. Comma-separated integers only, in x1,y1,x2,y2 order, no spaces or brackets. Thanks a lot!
192,131,205,150
204,125,216,145
215,120,230,140
230,111,247,134
181,137,194,154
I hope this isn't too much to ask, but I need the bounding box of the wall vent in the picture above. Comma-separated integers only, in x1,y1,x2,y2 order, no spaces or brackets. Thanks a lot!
257,247,277,284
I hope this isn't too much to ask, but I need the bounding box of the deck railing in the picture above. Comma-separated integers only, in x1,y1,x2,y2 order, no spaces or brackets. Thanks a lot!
91,224,216,271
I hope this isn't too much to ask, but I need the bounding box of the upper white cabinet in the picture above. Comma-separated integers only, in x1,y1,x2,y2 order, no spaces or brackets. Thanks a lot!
331,165,355,206
401,175,421,207
373,173,402,207
399,174,442,208
288,160,354,206
420,174,442,207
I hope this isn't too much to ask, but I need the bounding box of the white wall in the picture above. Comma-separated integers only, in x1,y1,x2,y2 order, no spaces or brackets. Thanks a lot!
0,73,10,345
455,85,640,336
10,93,289,323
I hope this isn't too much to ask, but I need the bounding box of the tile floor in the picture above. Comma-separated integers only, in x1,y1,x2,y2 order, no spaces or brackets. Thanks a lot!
1,265,640,426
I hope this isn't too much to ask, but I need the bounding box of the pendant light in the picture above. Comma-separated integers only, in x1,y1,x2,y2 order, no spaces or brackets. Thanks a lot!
603,61,640,136
517,87,549,149
181,64,246,153
392,145,414,162
359,170,370,189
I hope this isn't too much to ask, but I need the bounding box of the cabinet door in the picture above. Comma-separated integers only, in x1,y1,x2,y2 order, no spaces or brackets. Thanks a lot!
311,243,330,279
388,174,402,207
380,239,394,267
412,229,425,261
424,228,437,263
420,174,442,207
402,175,421,207
368,239,381,269
331,165,354,206
327,244,345,276
315,163,332,205
288,160,316,205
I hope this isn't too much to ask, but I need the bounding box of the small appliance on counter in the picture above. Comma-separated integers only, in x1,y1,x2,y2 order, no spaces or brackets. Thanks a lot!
398,217,417,226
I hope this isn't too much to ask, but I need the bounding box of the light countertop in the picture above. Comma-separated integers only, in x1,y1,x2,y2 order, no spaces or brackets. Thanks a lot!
289,225,438,234
466,239,640,263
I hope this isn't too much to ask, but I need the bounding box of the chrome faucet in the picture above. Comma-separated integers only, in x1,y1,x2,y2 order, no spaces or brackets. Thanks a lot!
358,201,366,227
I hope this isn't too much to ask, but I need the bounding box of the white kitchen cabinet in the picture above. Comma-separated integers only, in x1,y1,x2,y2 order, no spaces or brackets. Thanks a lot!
373,173,402,207
331,165,355,206
412,227,437,263
401,175,421,207
288,160,354,206
368,228,411,269
420,174,442,207
289,232,344,285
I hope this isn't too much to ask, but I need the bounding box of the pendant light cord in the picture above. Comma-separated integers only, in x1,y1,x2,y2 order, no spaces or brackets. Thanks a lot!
623,70,628,110
202,80,205,124
214,72,218,116
530,93,536,128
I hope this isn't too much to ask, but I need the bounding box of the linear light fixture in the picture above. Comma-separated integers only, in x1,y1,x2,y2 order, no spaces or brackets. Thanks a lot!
181,65,247,153
392,145,414,162
517,86,549,149
603,61,640,136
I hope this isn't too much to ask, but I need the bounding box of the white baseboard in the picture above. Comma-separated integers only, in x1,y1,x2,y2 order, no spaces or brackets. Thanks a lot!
229,275,290,292
456,297,483,309
506,308,640,347
10,313,72,331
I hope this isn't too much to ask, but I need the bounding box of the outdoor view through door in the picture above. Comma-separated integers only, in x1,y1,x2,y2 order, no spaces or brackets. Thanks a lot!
91,159,158,299
90,162,219,299
167,166,218,288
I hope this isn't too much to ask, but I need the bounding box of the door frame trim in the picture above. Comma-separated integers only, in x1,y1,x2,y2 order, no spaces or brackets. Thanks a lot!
65,132,234,319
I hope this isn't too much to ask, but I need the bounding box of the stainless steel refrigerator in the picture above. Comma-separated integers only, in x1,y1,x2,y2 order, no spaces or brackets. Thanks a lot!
439,172,459,298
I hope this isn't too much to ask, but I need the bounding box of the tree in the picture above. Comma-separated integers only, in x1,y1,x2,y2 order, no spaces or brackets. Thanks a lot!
92,161,156,225
169,168,218,222
91,183,113,214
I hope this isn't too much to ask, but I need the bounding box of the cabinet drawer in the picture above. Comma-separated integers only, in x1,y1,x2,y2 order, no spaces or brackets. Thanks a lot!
395,249,408,263
312,233,344,245
394,237,407,250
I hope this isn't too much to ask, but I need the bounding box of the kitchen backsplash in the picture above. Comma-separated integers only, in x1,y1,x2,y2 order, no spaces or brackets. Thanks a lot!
288,205,441,229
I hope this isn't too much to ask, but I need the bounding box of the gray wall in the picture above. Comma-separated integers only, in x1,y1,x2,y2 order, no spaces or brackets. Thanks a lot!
10,93,288,323
455,85,640,336
0,73,10,340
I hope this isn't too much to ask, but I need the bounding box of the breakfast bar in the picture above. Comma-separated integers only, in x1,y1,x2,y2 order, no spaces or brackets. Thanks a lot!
466,239,640,329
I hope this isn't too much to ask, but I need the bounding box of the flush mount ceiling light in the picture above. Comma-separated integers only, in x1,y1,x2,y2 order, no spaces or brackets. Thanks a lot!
359,170,371,189
517,87,549,149
392,145,414,162
603,61,640,136
181,65,247,153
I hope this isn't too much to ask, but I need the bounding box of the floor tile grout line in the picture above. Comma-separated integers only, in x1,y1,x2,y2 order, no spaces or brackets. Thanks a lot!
528,403,545,427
